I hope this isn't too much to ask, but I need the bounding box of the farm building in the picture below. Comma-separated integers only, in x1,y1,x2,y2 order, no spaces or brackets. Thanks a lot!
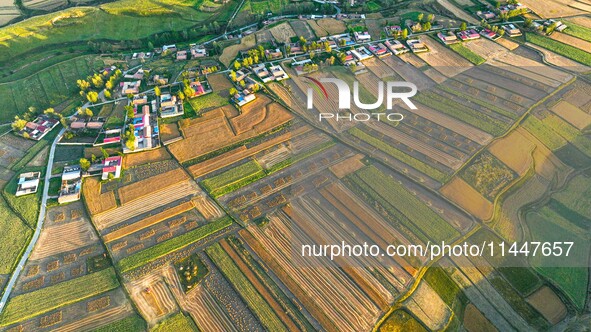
477,11,496,20
457,29,480,41
189,80,211,97
16,172,41,196
503,24,522,37
265,48,283,60
123,68,144,80
351,46,374,61
270,65,289,81
286,43,304,56
102,156,122,180
384,25,402,37
368,43,391,57
384,40,409,55
152,75,169,86
125,104,160,151
480,28,500,40
58,165,82,204
233,92,256,106
163,44,177,52
190,44,208,58
406,38,429,53
121,80,141,94
20,115,59,140
353,31,371,42
176,50,188,60
437,32,459,45
252,64,274,83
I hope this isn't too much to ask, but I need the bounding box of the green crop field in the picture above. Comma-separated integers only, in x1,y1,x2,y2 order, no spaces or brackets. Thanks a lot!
414,91,507,136
0,268,120,327
118,217,233,272
349,166,459,242
439,85,518,120
206,243,288,332
187,92,230,112
91,314,146,332
0,56,103,122
522,115,566,150
526,33,591,66
552,175,591,221
152,313,198,332
0,197,32,275
541,114,591,157
449,43,486,65
349,127,448,182
460,152,516,200
202,160,265,197
563,21,591,42
526,207,590,311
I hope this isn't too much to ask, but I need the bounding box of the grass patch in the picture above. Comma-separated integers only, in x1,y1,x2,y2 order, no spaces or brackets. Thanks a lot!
0,268,120,327
152,313,198,332
449,43,486,65
2,167,44,228
424,266,467,308
349,127,447,182
118,217,233,272
379,309,427,332
187,92,229,111
206,243,288,332
174,254,209,292
91,314,146,332
552,175,591,225
202,160,265,198
526,32,591,66
0,197,32,274
563,21,591,42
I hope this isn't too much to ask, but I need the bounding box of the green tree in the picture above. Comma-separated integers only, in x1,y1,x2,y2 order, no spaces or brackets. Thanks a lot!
460,22,467,31
100,147,109,160
104,90,112,99
79,158,91,171
424,22,431,31
125,105,134,118
11,116,27,131
402,28,408,39
154,86,161,97
417,13,424,22
229,87,238,96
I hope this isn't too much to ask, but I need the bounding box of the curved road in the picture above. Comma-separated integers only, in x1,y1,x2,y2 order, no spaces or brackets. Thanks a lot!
0,127,65,313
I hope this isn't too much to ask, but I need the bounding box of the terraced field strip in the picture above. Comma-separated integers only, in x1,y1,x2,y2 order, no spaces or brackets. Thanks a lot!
219,240,301,331
94,180,199,230
202,160,266,198
118,217,233,273
162,266,238,332
369,121,464,169
188,125,311,178
239,228,337,332
349,126,449,182
411,104,492,145
286,201,399,309
30,219,99,260
526,33,591,66
247,216,378,332
103,201,195,243
268,212,381,331
354,166,459,242
320,183,418,275
0,268,119,327
57,305,134,332
206,243,289,332
118,169,189,205
83,177,117,216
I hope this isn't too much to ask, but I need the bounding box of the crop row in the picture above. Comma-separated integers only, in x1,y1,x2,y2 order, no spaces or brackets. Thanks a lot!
0,268,120,327
526,33,591,66
202,160,266,198
449,43,486,65
117,217,233,272
414,92,507,136
206,243,288,332
353,166,459,242
349,127,447,182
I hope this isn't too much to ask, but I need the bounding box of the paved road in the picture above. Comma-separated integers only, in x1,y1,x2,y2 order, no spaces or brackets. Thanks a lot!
0,127,65,313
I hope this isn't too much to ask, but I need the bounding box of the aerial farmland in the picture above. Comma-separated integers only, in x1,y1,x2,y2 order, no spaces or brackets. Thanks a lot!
0,0,590,331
